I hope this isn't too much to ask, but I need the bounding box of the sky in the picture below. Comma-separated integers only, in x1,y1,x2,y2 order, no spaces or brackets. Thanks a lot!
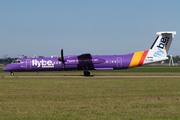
0,0,180,58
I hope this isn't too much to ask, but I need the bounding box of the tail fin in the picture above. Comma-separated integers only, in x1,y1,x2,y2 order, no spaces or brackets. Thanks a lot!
148,31,176,58
128,31,176,68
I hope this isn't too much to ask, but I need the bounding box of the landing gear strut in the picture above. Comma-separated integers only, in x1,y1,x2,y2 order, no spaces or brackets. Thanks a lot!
10,72,14,76
81,66,91,76
84,71,90,76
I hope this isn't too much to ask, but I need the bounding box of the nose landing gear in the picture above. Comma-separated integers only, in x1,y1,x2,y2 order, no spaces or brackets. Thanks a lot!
10,72,14,76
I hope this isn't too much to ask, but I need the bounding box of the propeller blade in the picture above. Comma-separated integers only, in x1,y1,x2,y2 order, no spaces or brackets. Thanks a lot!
61,49,64,63
58,49,65,69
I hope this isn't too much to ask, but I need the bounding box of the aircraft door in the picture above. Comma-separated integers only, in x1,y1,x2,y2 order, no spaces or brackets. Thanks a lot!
26,59,31,70
116,57,122,68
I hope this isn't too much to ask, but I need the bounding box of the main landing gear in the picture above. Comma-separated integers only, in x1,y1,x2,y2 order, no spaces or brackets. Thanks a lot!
82,66,91,76
10,72,14,76
84,71,90,76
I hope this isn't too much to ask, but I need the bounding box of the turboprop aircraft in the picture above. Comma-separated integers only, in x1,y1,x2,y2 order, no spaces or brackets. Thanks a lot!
3,31,176,76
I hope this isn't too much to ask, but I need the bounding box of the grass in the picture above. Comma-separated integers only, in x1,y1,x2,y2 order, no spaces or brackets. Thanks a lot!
0,77,180,119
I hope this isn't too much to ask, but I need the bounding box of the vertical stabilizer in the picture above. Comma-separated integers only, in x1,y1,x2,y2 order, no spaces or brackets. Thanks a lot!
148,31,176,58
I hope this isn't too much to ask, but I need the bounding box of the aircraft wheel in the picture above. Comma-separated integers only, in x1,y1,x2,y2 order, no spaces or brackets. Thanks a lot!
10,72,14,76
84,71,90,76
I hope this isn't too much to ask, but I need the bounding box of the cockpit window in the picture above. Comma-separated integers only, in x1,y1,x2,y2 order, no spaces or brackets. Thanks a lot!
12,60,21,63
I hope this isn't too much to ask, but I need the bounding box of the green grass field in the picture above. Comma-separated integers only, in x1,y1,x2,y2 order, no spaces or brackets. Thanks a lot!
1,66,180,119
0,77,180,120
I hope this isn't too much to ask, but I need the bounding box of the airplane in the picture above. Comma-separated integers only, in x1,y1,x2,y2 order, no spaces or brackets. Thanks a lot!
3,31,176,76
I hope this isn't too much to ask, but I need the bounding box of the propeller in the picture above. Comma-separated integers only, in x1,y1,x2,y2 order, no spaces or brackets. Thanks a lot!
58,49,65,69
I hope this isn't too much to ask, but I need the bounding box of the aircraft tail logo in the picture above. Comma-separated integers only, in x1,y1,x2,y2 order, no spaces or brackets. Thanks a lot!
149,31,176,58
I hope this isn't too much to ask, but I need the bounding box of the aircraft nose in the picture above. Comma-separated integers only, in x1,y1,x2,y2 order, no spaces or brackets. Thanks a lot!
3,65,11,71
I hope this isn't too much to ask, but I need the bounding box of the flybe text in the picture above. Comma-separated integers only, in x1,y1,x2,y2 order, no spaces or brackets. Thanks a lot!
153,37,169,58
157,37,169,49
32,59,55,68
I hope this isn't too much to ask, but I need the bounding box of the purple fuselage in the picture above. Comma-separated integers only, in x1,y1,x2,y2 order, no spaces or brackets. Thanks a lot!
3,53,134,72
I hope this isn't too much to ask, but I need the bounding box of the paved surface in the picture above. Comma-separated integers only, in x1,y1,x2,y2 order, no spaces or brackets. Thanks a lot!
1,75,180,78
